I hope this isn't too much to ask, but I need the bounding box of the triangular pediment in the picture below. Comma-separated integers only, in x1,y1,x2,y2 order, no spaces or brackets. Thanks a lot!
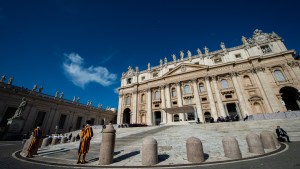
163,63,208,77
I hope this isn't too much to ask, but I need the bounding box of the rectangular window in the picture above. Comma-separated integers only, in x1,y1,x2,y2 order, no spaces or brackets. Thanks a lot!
153,72,158,78
194,62,199,65
173,101,177,105
58,114,67,129
33,111,46,127
127,78,132,84
141,76,145,81
75,116,82,130
214,58,222,63
202,97,207,101
261,45,272,54
90,118,95,125
235,54,242,58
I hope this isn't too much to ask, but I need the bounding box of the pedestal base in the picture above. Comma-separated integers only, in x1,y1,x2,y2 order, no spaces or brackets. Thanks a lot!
3,118,25,140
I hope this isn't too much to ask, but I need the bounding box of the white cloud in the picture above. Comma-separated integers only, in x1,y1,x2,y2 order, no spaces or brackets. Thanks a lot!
63,53,117,88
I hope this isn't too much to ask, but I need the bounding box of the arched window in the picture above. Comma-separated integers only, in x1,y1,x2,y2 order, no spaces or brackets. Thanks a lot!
154,91,160,100
274,70,286,81
171,88,176,97
184,84,191,94
199,83,205,92
125,96,131,105
221,79,229,89
141,94,145,103
243,75,252,86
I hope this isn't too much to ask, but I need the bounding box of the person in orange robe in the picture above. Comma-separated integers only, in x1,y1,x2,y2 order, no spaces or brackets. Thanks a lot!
77,121,93,164
27,126,42,158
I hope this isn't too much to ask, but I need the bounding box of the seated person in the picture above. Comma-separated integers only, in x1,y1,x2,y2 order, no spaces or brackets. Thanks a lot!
276,126,290,142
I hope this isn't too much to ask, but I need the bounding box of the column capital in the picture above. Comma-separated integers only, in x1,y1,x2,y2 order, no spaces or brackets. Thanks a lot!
211,75,217,80
191,78,198,83
287,61,300,68
252,66,265,73
146,88,152,92
175,81,181,86
132,91,138,94
160,85,165,89
230,71,237,77
204,76,210,81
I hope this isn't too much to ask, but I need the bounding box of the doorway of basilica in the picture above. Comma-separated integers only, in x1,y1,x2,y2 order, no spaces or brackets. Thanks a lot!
280,86,300,111
226,103,239,117
122,108,131,124
154,111,161,125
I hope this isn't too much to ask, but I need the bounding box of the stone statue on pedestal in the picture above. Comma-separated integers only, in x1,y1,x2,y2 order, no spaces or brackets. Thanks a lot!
60,92,64,99
38,86,43,93
220,42,226,50
147,63,151,72
8,77,14,85
10,97,27,120
204,46,209,55
197,48,203,58
73,96,76,103
180,51,184,60
242,36,248,45
55,91,59,98
0,75,6,83
172,54,176,62
32,84,37,91
160,59,163,67
76,97,80,103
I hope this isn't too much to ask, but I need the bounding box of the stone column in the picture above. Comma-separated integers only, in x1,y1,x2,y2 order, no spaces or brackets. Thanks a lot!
254,67,281,112
176,82,185,121
230,72,249,118
211,76,226,117
160,86,167,124
117,95,123,124
252,71,272,113
205,77,218,120
147,89,153,125
132,91,138,124
287,61,300,83
165,84,172,123
192,79,204,122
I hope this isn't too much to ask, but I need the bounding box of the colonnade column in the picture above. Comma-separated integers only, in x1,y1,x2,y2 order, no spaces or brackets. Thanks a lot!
205,77,218,120
165,84,172,123
254,67,281,112
147,89,153,125
160,85,167,124
287,61,300,83
117,95,123,124
230,72,249,118
132,91,138,124
211,76,226,117
176,82,185,121
192,79,204,123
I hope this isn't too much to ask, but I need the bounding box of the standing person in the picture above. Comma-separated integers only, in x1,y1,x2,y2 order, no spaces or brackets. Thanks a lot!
77,120,93,164
27,126,42,158
276,126,290,142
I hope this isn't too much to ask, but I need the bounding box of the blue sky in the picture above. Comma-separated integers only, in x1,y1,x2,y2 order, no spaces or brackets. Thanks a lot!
0,0,299,109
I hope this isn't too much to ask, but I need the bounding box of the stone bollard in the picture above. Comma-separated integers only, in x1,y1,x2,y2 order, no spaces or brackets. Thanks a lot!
246,133,265,154
51,137,58,145
271,133,280,147
99,124,116,165
222,136,242,159
71,136,76,142
186,137,204,163
33,138,43,155
20,135,33,157
61,137,67,144
142,137,158,166
260,131,276,149
41,138,49,147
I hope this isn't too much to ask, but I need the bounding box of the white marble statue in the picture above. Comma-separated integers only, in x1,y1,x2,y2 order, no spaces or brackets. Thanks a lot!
187,50,192,57
98,104,102,109
136,66,139,72
160,59,163,67
242,36,248,45
180,51,184,60
197,48,202,57
147,63,151,71
7,77,14,85
172,54,176,62
60,92,64,99
55,91,59,98
0,75,6,83
73,96,76,102
10,97,27,119
220,42,226,50
164,57,167,64
38,86,43,93
76,97,80,103
32,84,37,91
204,46,209,55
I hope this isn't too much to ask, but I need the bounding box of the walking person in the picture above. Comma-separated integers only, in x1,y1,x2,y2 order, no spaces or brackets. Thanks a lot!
77,120,93,164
